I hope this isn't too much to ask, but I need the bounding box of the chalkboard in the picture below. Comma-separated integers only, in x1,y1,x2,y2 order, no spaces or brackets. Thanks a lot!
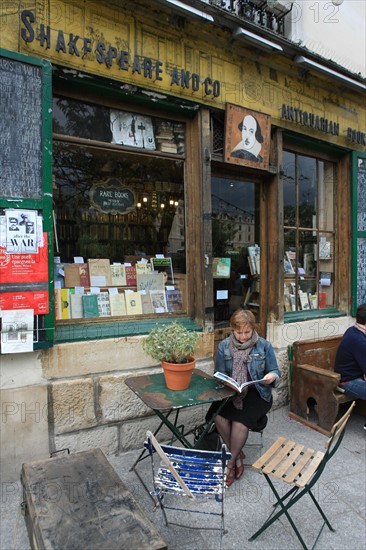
0,54,43,199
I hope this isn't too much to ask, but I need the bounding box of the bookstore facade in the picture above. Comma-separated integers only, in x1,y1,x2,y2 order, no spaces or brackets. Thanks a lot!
1,1,365,475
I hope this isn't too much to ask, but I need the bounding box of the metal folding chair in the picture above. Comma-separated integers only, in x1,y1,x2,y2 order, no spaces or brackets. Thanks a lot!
249,401,356,550
144,431,231,547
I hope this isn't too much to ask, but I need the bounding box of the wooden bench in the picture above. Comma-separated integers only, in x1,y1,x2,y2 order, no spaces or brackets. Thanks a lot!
288,336,366,435
21,448,167,550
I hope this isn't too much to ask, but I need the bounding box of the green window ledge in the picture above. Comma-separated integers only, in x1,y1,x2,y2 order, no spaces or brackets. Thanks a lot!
54,317,202,344
284,308,346,323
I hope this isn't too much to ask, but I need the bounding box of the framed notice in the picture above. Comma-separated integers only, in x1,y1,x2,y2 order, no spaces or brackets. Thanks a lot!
224,104,271,170
212,258,231,279
150,257,174,284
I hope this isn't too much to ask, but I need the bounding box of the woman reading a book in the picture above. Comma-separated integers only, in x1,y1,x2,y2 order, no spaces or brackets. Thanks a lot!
210,309,280,487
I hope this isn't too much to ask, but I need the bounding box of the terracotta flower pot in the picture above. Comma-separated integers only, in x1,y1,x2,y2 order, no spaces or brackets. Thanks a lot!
161,357,196,390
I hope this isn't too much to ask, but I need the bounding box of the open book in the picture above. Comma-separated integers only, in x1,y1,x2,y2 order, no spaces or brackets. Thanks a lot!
213,371,265,393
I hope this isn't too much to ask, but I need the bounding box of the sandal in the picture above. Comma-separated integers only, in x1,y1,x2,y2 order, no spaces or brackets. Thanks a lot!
225,463,236,487
235,450,245,480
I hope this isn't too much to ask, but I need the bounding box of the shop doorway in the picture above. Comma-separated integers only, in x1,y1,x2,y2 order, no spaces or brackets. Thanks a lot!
211,175,263,352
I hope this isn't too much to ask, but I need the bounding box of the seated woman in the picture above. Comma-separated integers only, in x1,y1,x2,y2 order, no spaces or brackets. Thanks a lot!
210,309,281,487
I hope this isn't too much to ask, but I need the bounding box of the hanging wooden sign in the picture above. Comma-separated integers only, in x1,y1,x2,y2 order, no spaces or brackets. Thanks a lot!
90,179,135,215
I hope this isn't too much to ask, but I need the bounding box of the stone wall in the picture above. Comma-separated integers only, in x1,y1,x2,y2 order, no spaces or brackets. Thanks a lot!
1,328,297,483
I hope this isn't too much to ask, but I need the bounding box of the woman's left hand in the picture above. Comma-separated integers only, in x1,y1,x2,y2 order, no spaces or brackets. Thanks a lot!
262,373,276,385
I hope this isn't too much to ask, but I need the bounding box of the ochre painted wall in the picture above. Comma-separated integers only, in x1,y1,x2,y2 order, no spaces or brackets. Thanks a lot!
1,0,365,151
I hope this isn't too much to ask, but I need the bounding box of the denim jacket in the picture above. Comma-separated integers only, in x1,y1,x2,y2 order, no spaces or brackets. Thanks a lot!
215,336,281,402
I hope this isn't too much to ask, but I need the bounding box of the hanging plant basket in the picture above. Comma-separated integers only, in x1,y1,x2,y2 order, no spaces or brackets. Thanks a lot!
161,357,196,391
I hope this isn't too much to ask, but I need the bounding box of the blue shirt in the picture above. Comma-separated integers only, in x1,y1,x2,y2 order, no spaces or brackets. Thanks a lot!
334,326,366,381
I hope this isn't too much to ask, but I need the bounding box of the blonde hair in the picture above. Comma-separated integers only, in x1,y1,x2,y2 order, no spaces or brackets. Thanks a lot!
230,309,256,331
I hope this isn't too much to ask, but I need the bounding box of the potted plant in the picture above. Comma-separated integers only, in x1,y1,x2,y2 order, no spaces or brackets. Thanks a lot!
142,322,199,390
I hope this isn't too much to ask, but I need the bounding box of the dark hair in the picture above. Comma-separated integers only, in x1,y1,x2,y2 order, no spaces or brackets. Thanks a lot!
356,303,366,325
238,116,264,144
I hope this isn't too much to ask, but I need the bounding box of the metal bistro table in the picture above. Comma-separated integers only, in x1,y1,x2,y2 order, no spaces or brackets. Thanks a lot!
125,368,235,480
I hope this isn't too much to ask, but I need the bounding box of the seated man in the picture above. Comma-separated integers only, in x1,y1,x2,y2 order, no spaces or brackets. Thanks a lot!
334,303,366,429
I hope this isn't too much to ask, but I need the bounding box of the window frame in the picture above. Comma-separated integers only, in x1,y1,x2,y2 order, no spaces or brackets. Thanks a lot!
51,89,193,328
351,151,366,316
281,144,342,323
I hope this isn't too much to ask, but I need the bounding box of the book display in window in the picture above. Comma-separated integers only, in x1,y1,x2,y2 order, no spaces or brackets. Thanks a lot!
59,288,73,320
136,272,165,292
109,292,127,316
150,289,168,313
97,291,111,317
140,291,154,314
54,263,69,288
110,264,127,286
70,293,84,319
88,259,112,287
125,265,137,286
54,253,187,320
248,245,260,276
150,257,174,284
284,256,295,274
298,290,310,310
319,239,331,260
64,263,90,288
55,288,73,320
303,253,315,276
125,291,143,315
212,257,231,279
136,262,151,276
82,294,99,318
166,288,183,313
285,250,296,273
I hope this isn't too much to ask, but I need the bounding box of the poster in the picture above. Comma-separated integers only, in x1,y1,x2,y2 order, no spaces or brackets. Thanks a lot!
0,233,48,283
0,309,34,353
212,258,231,279
4,209,38,253
0,290,49,314
110,110,156,149
224,104,271,170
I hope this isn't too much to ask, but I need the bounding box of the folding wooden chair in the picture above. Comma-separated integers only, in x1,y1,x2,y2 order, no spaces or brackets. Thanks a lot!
249,401,356,550
144,431,231,547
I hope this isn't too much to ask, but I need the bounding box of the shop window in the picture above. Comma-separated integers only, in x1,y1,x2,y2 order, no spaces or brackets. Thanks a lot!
351,154,366,314
283,151,336,312
52,98,187,321
211,176,260,325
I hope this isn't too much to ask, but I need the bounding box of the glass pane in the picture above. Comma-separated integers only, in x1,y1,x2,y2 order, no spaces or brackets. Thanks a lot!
283,151,296,226
318,160,335,231
283,150,336,314
211,177,259,324
53,141,186,317
53,97,186,155
357,238,366,305
284,229,297,311
298,155,316,228
318,232,334,308
299,231,317,310
357,158,366,231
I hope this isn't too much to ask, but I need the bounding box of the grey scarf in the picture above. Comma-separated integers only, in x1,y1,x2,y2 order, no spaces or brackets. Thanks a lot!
230,331,259,409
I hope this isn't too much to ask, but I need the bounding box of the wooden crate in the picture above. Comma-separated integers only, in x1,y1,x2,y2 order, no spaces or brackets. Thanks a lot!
21,448,167,550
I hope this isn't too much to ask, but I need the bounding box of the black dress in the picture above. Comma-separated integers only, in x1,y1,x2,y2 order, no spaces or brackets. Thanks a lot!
207,386,272,431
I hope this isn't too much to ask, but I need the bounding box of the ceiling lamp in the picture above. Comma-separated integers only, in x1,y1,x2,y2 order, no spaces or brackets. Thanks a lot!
232,27,283,53
295,56,366,92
